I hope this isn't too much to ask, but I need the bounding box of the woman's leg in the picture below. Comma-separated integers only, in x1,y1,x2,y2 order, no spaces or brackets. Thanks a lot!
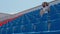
48,22,51,31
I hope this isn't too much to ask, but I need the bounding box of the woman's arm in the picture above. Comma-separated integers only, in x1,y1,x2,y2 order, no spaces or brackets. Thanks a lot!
40,9,44,17
48,7,50,13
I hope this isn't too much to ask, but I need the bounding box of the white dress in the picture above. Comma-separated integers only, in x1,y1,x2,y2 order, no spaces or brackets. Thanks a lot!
42,6,49,14
40,6,50,17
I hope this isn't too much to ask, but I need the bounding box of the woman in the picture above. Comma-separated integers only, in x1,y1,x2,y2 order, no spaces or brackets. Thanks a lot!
40,2,50,17
40,2,51,31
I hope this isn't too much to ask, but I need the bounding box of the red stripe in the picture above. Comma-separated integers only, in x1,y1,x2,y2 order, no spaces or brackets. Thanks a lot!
0,14,23,26
0,23,3,26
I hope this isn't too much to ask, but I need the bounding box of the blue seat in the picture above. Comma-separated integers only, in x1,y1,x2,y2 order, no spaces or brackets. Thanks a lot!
50,19,60,31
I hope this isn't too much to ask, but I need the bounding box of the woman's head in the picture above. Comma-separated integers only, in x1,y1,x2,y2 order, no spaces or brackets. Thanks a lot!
42,2,49,7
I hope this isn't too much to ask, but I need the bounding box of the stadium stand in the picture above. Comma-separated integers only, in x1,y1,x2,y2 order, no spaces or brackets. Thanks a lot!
0,0,60,34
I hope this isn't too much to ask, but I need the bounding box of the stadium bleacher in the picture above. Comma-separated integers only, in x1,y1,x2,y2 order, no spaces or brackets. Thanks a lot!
0,0,60,34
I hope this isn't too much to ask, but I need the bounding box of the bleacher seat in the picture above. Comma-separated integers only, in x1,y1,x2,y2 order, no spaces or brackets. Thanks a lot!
0,2,60,34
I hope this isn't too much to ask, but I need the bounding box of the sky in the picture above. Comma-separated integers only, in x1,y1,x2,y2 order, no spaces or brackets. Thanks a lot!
0,0,53,14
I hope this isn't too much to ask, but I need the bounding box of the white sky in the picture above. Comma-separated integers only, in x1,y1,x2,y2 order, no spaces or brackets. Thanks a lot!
0,0,54,14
